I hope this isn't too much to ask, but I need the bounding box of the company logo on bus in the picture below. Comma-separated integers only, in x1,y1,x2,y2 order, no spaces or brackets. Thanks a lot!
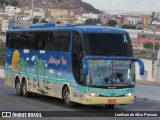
49,56,67,65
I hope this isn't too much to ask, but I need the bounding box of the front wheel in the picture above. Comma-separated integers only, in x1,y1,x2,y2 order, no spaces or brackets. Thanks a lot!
15,78,22,96
62,86,76,108
22,80,32,98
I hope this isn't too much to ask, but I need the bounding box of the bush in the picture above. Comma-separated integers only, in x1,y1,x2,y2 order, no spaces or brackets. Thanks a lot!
143,42,160,50
0,41,4,66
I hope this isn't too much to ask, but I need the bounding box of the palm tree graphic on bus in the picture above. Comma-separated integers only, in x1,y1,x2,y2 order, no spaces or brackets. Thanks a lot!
17,55,28,75
33,56,49,94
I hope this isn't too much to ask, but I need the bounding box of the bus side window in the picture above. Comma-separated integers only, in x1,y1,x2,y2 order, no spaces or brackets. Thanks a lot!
36,32,47,50
57,31,70,52
44,31,58,51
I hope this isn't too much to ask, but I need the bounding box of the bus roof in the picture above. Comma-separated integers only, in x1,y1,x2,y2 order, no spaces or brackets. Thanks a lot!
7,23,127,34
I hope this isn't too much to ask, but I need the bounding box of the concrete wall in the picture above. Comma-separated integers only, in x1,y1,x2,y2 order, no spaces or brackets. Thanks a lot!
0,69,4,78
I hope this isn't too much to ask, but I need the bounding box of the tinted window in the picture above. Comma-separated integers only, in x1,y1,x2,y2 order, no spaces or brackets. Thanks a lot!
58,31,70,51
36,32,48,50
6,32,36,49
84,33,133,56
45,31,70,52
45,31,58,51
6,31,71,52
72,31,83,53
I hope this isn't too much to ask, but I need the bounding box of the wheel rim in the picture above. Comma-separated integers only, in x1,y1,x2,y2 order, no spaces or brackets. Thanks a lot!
22,82,27,96
16,82,20,94
63,87,70,104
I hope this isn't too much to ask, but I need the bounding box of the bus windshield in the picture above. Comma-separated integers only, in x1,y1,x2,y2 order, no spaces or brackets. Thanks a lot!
84,33,133,56
85,59,135,87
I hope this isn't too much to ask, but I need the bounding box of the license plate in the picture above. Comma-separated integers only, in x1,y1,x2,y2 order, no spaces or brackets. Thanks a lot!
108,99,116,103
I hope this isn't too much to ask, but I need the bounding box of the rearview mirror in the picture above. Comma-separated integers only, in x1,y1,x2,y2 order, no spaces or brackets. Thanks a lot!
136,59,145,75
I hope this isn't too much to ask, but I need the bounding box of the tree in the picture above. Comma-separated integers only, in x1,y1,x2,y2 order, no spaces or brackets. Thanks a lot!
0,0,8,6
85,18,100,25
33,18,39,24
143,42,160,50
122,24,136,29
107,19,117,27
6,0,19,6
40,19,48,23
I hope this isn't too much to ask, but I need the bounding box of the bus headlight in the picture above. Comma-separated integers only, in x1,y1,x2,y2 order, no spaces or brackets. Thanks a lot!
125,93,134,97
87,92,99,97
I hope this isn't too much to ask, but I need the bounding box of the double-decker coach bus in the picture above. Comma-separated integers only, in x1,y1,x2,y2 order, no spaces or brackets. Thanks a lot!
4,23,144,108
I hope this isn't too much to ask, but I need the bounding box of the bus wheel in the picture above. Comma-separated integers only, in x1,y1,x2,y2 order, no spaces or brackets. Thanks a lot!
105,104,115,109
15,78,22,96
22,80,32,98
62,86,76,108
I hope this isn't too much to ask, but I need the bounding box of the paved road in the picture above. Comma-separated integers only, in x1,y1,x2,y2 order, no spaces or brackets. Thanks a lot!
0,78,160,120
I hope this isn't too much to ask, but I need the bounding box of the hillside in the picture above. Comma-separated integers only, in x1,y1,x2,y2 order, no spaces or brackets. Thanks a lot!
17,0,100,13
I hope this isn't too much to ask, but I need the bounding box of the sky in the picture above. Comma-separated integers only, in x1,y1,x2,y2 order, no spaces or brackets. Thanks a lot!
81,0,160,11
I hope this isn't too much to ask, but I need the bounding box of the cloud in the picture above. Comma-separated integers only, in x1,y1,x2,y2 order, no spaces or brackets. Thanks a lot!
5,63,7,66
26,57,30,61
57,72,62,76
23,49,30,53
31,56,35,61
48,69,54,74
40,50,46,54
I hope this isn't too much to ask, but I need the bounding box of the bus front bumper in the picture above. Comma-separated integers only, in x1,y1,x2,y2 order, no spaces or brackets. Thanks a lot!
82,94,135,105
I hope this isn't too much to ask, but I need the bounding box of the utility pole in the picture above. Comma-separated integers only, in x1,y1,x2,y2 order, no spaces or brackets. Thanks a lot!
31,0,34,24
152,28,156,80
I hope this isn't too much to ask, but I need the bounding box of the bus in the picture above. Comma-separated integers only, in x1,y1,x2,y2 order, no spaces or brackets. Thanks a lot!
4,23,144,108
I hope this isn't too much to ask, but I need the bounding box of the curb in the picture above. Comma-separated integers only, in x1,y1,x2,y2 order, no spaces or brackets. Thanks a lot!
136,80,160,87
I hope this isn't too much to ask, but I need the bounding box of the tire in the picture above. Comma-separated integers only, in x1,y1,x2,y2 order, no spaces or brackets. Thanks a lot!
15,78,22,96
22,80,32,98
105,104,115,109
62,86,76,108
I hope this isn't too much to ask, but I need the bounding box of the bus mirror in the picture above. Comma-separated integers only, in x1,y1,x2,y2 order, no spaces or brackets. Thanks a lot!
136,59,145,75
82,57,88,75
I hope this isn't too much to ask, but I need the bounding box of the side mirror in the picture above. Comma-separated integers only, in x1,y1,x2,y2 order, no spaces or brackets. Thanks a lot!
136,59,145,75
82,57,88,75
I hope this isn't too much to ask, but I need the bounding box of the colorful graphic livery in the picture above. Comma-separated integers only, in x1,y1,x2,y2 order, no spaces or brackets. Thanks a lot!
5,23,144,108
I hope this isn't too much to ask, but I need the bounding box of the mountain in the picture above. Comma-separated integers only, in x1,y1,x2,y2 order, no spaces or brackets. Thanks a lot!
17,0,100,14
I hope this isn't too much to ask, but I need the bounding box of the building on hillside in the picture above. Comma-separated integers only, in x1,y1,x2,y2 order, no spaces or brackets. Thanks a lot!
116,15,124,26
48,9,69,18
141,16,152,27
82,13,100,19
1,19,15,33
24,7,46,20
0,8,4,12
124,16,140,25
5,6,21,14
